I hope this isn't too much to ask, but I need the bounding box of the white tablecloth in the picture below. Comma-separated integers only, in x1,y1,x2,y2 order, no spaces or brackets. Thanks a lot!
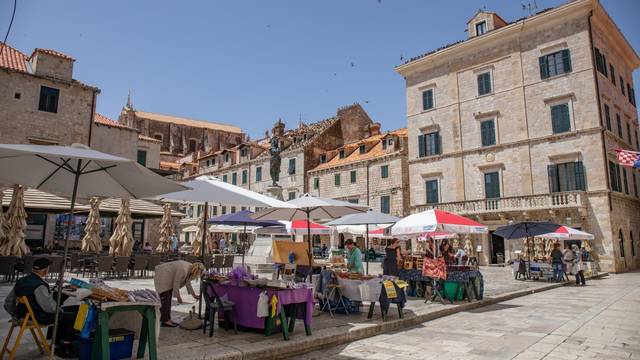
336,278,381,302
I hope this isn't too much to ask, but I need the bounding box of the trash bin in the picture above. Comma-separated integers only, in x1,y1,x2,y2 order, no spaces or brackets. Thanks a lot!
77,328,134,360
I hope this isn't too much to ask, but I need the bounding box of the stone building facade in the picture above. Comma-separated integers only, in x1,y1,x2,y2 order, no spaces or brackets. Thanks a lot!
118,99,245,163
307,128,409,217
0,43,99,146
396,0,639,272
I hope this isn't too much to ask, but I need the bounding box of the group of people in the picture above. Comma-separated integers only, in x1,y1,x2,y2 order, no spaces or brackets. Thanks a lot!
549,242,588,285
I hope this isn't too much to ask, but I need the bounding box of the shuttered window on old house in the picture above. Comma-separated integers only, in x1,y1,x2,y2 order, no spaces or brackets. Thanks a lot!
422,89,434,111
418,132,441,157
484,172,500,199
547,162,586,193
477,72,492,95
551,103,571,134
539,49,572,79
481,119,496,146
426,180,439,204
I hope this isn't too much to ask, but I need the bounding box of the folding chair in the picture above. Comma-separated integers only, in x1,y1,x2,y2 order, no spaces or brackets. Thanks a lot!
1,297,51,359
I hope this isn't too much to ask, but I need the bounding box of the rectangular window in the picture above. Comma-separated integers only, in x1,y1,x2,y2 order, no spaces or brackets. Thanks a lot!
231,206,236,213
551,103,571,134
623,168,629,194
255,166,262,182
350,170,357,183
334,174,341,187
628,84,633,105
212,206,218,216
480,119,496,146
418,132,441,157
475,21,487,36
225,153,230,162
313,177,319,190
609,161,622,192
627,123,632,145
242,169,248,184
348,198,359,204
382,139,388,150
38,86,59,113
539,49,572,79
381,165,389,178
319,154,326,163
616,114,622,138
359,144,366,154
547,161,586,192
477,72,492,96
422,89,434,111
136,150,147,166
620,77,625,96
610,65,616,85
380,196,390,214
232,172,237,185
484,172,500,199
240,148,248,157
594,48,607,76
604,104,611,131
197,205,203,217
630,87,636,107
636,130,639,150
426,180,439,204
288,192,296,200
288,158,296,175
634,173,638,198
222,174,228,183
221,206,227,215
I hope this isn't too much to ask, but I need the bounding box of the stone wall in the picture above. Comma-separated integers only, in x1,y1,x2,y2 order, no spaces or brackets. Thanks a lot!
91,124,139,160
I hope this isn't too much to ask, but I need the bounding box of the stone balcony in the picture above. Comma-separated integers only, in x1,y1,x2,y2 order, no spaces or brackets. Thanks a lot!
413,191,587,216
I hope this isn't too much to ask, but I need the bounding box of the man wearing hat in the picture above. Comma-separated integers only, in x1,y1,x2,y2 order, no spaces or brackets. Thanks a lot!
3,258,77,357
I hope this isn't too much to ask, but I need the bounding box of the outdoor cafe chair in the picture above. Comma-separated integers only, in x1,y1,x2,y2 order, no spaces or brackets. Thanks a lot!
68,252,84,275
201,280,237,337
21,256,35,277
114,256,130,278
131,255,148,277
203,255,213,270
222,255,234,274
95,256,113,278
146,255,161,276
212,255,224,272
46,256,64,281
0,257,18,282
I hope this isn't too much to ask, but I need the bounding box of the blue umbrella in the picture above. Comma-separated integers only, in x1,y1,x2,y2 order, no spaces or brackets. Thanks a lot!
208,210,282,265
494,221,562,240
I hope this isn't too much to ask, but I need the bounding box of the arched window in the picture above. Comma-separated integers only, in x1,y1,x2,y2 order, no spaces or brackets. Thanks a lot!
619,229,625,258
631,231,636,257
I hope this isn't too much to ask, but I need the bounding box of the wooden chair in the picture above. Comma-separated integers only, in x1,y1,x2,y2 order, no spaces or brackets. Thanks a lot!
1,297,51,359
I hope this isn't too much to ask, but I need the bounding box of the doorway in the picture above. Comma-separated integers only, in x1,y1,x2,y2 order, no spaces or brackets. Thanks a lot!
490,232,505,264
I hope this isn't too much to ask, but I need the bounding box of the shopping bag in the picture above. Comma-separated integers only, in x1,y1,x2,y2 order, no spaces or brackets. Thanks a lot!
79,304,96,339
73,302,89,331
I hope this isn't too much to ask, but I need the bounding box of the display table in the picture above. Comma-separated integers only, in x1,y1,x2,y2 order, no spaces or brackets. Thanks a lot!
335,276,406,321
211,284,313,340
91,301,159,360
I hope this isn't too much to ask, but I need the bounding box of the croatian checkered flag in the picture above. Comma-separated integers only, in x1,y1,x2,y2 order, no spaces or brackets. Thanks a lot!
616,149,640,168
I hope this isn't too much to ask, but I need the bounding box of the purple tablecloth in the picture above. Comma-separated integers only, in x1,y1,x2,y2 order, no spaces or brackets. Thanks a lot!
211,284,314,330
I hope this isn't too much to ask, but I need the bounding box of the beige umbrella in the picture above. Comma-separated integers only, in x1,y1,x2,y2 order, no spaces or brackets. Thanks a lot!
81,197,102,253
1,184,27,256
192,214,211,256
109,199,133,256
156,203,173,253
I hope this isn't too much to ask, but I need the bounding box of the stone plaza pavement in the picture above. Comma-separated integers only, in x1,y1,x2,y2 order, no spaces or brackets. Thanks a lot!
0,266,608,359
298,271,640,360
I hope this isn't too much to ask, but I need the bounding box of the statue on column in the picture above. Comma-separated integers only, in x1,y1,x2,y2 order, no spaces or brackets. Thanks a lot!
269,136,281,186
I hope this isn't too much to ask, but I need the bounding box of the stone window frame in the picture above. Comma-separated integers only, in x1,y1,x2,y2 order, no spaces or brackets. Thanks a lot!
474,65,494,98
538,42,572,80
474,110,500,147
475,20,487,36
478,163,505,199
419,83,436,113
544,94,576,135
421,172,442,205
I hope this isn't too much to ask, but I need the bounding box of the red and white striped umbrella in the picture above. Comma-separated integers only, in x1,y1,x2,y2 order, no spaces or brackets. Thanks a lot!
288,220,331,235
392,209,487,236
537,225,594,240
417,231,458,241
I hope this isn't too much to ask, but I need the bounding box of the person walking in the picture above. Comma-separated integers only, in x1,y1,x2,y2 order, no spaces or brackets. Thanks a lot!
550,243,563,282
345,239,364,274
562,244,575,282
153,260,204,327
572,244,586,286
383,238,401,276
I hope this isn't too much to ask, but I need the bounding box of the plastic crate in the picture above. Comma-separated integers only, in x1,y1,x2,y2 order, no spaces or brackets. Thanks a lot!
77,328,134,360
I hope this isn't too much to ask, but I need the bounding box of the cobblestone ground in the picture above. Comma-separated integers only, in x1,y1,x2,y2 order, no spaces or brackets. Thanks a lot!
297,272,640,360
0,266,585,359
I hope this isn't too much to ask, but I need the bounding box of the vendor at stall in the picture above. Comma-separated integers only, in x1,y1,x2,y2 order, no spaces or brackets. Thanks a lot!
3,258,78,358
153,260,204,327
345,239,364,274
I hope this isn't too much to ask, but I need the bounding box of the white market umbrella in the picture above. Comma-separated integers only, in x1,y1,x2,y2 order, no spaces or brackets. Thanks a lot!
156,203,173,253
252,194,368,273
325,210,400,274
81,197,102,253
536,225,594,240
392,209,488,236
0,143,187,354
0,184,27,256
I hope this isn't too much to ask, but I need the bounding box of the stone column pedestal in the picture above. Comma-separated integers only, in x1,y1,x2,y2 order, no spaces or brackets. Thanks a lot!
266,185,284,201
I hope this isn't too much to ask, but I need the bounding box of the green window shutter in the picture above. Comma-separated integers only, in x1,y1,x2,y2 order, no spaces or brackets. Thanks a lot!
477,73,491,95
335,174,340,186
313,177,319,190
561,49,572,73
551,104,570,133
539,56,549,79
381,165,389,178
481,120,495,146
418,135,426,157
574,161,586,191
484,172,500,198
435,133,442,154
350,170,356,183
422,90,433,110
548,165,558,193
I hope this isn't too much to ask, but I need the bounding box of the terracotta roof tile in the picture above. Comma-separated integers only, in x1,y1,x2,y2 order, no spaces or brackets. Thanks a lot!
94,113,138,131
133,110,242,133
32,48,75,61
0,42,29,72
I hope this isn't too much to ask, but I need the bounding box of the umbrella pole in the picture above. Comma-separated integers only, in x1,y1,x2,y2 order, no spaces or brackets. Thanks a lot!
242,224,246,267
51,159,82,356
198,201,208,318
307,209,312,284
365,224,369,275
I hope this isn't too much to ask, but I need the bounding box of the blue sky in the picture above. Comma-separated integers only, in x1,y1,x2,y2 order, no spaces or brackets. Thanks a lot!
2,0,639,138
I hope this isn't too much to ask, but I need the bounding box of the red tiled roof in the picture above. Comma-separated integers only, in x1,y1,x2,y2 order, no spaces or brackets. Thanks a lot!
32,48,75,61
94,113,137,131
0,42,29,72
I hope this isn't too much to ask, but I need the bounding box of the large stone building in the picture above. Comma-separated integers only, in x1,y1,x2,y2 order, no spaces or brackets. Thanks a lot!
307,128,409,217
396,0,639,272
118,99,246,162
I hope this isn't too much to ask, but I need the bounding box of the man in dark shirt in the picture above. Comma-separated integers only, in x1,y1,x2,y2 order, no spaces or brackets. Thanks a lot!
550,243,564,282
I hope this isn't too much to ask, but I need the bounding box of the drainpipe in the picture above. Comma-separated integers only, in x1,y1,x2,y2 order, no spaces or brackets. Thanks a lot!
87,89,98,147
517,21,535,196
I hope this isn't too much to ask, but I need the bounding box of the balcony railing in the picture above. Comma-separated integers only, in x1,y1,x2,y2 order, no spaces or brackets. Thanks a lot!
413,191,586,215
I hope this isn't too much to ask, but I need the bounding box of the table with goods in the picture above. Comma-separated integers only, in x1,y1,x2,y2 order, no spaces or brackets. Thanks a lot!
315,270,408,321
202,267,314,341
64,278,160,360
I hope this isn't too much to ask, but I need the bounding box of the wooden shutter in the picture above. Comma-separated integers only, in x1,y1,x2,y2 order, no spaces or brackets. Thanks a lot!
481,120,495,146
435,133,442,155
574,161,586,191
422,90,433,110
561,49,572,73
548,165,558,193
539,56,549,79
418,134,426,157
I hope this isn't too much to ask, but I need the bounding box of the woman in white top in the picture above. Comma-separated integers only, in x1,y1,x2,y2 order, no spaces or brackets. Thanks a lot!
153,260,204,327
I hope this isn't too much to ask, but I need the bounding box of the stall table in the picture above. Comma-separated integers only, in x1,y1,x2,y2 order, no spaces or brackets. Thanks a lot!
211,283,313,340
